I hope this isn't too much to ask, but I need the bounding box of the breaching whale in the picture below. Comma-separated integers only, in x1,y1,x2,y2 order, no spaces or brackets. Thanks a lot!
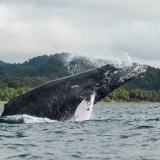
1,63,147,121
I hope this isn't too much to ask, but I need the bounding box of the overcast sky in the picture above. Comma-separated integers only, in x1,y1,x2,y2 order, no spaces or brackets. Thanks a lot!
0,0,160,68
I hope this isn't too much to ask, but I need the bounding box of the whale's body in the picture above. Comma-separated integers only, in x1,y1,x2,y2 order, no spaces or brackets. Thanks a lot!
1,63,147,121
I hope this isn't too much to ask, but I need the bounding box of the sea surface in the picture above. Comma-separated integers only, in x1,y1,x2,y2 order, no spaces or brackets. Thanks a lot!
0,103,160,160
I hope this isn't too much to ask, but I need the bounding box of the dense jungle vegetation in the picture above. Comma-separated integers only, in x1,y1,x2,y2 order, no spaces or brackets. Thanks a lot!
0,53,160,102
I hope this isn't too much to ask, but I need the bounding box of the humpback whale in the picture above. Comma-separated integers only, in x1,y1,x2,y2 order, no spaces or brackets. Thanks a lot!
1,63,147,121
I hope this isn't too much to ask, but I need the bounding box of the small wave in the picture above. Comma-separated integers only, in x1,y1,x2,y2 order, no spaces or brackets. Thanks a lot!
119,133,142,139
90,118,121,122
146,118,160,122
134,125,155,130
0,115,57,124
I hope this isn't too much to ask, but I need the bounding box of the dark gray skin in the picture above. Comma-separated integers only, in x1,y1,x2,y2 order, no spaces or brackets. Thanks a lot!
1,63,147,121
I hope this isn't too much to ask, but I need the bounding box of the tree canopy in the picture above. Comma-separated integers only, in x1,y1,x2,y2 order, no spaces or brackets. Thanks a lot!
0,53,160,101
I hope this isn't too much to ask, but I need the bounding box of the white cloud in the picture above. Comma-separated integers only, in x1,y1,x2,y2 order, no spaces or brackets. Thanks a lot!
0,0,160,68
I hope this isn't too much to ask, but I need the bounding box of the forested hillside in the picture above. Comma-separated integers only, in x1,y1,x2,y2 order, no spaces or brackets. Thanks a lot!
0,53,160,102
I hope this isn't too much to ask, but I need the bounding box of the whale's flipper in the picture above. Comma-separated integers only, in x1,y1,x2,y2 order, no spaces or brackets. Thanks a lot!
74,90,95,121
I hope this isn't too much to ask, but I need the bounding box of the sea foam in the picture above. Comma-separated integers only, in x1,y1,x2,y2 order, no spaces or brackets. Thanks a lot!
0,114,57,124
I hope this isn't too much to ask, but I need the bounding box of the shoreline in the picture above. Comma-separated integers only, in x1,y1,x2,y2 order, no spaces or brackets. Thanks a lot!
0,101,159,105
99,101,160,104
0,101,7,105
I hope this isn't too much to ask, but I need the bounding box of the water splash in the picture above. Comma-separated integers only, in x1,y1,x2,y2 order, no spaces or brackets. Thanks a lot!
64,52,133,74
0,115,57,124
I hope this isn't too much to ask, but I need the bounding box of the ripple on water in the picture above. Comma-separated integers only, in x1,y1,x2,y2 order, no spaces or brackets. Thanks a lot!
134,125,155,130
0,103,160,160
146,117,160,122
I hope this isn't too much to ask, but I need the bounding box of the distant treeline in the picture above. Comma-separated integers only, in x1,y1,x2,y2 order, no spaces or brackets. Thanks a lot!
102,88,160,102
1,87,160,102
0,53,160,102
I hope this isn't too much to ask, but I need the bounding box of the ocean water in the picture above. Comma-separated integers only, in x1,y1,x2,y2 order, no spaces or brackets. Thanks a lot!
0,103,160,160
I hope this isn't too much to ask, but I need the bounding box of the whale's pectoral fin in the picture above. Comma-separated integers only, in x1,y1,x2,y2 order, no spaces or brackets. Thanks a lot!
74,90,95,121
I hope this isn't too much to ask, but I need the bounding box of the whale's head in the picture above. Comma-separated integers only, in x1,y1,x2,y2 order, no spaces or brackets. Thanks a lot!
95,63,147,102
116,63,147,84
